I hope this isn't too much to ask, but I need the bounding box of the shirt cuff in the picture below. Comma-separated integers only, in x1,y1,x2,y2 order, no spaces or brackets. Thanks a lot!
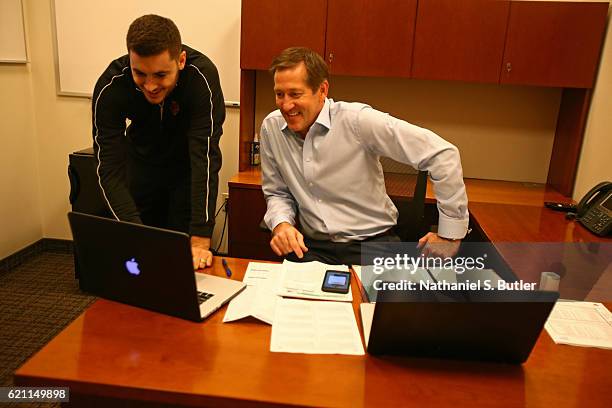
437,212,469,240
266,215,295,233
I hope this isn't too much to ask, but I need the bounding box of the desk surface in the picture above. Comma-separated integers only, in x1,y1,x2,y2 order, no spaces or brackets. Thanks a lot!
15,258,612,408
229,169,571,206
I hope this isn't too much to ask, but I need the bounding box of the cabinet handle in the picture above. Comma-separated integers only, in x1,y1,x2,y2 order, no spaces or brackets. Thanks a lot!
506,62,512,73
328,52,334,64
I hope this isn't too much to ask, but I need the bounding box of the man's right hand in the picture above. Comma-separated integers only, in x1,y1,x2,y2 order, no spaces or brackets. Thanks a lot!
270,222,308,258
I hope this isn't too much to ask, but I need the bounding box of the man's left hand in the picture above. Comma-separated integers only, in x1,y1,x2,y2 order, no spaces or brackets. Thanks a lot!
191,236,213,270
417,232,461,258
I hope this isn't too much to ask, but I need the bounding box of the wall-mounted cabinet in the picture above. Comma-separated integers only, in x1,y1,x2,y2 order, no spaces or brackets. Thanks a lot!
240,0,327,70
501,1,608,88
412,0,510,83
325,0,417,77
239,0,609,193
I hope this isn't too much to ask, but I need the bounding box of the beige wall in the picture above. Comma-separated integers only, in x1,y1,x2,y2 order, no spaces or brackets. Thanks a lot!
256,73,561,183
0,0,238,259
574,7,612,200
0,61,42,258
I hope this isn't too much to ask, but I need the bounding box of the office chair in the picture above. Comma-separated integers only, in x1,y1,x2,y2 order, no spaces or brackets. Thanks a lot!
391,170,428,242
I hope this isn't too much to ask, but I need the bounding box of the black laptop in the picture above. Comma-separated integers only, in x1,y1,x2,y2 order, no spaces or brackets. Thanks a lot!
68,212,245,322
360,289,559,364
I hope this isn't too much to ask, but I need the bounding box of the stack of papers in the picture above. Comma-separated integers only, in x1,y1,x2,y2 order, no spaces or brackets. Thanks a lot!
270,298,364,355
545,301,612,349
224,260,364,356
223,262,282,324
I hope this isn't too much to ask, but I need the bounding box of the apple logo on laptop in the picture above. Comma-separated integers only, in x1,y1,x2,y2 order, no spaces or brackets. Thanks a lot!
125,258,140,276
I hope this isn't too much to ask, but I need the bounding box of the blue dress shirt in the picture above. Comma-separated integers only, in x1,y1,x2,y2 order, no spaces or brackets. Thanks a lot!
260,98,469,242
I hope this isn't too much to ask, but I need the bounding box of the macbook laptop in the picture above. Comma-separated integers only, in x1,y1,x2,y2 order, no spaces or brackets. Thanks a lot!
68,212,245,322
360,289,559,363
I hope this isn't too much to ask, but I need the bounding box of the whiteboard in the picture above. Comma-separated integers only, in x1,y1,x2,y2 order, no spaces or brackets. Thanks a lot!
52,0,241,105
0,0,27,63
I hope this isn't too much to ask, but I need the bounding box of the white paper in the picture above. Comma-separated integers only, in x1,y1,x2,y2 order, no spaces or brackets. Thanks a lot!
270,298,365,355
545,301,612,350
223,262,283,325
359,303,375,348
277,260,352,302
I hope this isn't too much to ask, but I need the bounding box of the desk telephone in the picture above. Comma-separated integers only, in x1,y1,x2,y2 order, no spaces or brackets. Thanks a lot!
575,181,612,236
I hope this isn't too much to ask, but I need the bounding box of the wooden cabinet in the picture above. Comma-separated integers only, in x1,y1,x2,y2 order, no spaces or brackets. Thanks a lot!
240,0,327,70
325,0,417,77
412,0,510,83
228,173,281,261
501,1,608,88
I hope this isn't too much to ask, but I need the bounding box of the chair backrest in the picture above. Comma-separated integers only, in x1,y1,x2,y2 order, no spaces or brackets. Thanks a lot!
392,170,428,242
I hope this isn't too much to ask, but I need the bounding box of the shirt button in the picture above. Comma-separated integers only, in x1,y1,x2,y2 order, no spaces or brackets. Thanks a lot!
306,157,312,162
309,182,313,187
318,199,322,203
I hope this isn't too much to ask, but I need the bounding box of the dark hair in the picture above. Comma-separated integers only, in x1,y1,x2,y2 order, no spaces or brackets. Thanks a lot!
126,15,182,60
269,47,329,92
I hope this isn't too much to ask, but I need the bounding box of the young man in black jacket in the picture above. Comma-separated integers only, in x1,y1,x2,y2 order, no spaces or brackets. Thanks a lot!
92,15,225,269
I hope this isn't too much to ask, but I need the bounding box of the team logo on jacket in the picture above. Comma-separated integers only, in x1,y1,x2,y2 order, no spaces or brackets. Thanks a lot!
170,100,180,116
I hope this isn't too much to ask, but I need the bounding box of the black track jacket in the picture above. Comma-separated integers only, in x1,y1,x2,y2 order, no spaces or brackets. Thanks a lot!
92,45,225,237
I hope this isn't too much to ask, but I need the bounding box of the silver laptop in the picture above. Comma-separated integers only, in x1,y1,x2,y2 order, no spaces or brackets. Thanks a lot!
68,212,245,322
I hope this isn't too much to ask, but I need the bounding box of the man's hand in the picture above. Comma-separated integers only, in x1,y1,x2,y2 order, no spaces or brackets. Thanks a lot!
191,236,213,270
270,222,308,258
417,232,461,259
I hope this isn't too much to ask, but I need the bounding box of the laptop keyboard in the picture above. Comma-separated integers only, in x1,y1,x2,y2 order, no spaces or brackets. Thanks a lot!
197,291,214,304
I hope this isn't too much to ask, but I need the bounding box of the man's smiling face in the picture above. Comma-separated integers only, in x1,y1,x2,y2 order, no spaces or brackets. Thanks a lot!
273,62,328,138
129,49,186,104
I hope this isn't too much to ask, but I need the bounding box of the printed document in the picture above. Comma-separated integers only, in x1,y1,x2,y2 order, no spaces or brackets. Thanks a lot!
270,298,365,355
223,262,282,325
545,301,612,349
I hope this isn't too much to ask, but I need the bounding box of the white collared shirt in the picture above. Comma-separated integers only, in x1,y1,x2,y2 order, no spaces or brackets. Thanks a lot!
261,98,469,242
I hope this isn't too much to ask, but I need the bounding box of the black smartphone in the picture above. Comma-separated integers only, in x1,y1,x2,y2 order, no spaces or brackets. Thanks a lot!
321,270,351,294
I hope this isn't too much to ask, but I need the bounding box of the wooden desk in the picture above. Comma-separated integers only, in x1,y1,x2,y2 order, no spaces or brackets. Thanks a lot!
15,258,612,407
227,169,607,261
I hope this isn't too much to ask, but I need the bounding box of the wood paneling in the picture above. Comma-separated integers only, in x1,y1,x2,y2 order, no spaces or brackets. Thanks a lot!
325,0,417,77
239,70,256,172
501,1,608,87
548,88,593,196
228,184,280,261
240,0,327,70
412,0,510,83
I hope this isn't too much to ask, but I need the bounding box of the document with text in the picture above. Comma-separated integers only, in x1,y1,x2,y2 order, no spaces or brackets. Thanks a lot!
223,262,283,325
545,301,612,350
270,298,365,355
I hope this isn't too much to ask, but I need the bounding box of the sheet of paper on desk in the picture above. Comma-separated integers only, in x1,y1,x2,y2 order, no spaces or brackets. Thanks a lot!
277,260,352,302
545,301,612,350
223,262,283,325
270,298,365,355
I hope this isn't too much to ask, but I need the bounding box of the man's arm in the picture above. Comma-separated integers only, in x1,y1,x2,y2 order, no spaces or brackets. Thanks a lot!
92,72,141,223
260,124,307,258
185,63,225,268
356,107,469,255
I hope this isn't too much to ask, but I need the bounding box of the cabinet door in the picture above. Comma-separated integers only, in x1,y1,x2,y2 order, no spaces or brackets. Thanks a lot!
412,0,510,83
501,1,608,88
241,0,328,70
325,0,417,77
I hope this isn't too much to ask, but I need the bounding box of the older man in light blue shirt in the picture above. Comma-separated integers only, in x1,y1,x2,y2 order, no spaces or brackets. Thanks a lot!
261,47,469,265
